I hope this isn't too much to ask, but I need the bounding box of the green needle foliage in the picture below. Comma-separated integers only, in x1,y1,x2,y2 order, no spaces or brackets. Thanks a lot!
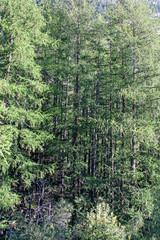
0,0,160,239
0,0,50,210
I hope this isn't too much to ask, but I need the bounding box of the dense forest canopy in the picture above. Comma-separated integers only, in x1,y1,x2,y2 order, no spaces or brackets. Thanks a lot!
0,0,160,239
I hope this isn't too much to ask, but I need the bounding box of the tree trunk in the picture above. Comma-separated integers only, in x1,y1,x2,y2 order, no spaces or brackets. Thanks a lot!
72,13,80,197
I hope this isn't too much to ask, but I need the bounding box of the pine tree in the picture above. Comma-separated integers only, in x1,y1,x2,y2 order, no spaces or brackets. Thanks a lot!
105,0,160,237
0,0,53,226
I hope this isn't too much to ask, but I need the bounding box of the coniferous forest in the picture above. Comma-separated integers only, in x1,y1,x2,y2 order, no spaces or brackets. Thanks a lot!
0,0,160,239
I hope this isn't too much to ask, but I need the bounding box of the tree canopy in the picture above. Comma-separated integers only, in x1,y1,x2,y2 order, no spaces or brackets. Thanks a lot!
0,0,160,239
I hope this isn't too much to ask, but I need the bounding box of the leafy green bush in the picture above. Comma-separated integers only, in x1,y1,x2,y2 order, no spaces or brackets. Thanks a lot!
82,202,126,240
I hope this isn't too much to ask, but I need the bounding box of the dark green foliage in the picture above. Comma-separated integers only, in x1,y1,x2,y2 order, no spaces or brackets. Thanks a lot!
7,199,73,240
0,0,160,239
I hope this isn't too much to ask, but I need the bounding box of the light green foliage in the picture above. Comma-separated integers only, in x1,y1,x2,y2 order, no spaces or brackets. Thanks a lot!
0,0,49,210
83,202,126,240
0,185,19,210
0,0,45,76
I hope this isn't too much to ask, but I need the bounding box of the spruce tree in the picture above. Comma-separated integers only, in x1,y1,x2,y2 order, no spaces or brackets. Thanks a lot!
0,0,53,226
105,0,160,237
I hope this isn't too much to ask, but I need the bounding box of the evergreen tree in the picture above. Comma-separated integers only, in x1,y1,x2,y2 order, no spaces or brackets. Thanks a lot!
0,0,54,229
105,0,160,237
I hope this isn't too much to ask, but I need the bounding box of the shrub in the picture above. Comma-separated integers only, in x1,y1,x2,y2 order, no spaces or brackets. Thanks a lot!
82,202,126,240
8,199,73,240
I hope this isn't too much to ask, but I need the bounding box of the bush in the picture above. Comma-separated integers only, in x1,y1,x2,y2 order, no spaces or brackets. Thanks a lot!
8,199,73,240
82,202,126,240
